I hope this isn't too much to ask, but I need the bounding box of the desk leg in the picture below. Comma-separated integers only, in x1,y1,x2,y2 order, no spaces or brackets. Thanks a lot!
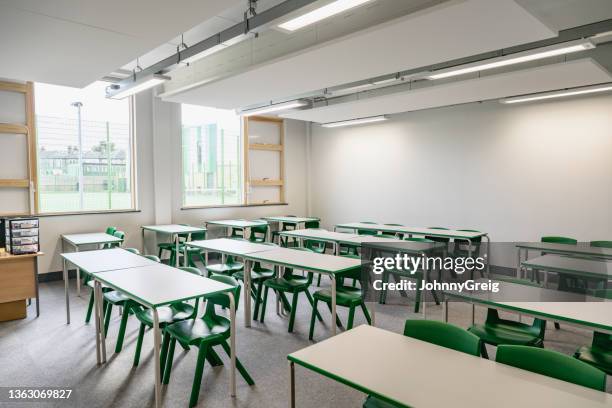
516,248,521,278
141,228,146,254
174,234,179,268
471,303,475,326
422,261,428,318
93,280,101,365
333,242,339,256
443,299,449,323
34,257,40,317
331,274,337,336
183,245,188,268
153,309,161,408
229,292,237,397
289,361,295,408
75,244,81,297
369,301,376,326
63,259,70,324
97,281,107,363
484,234,491,276
244,260,252,328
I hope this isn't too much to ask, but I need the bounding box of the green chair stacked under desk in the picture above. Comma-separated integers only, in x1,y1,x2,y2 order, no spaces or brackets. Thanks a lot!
357,221,378,236
161,274,254,408
304,236,327,286
424,226,450,243
102,226,117,248
259,247,323,332
575,332,612,375
363,319,481,408
453,229,483,278
205,238,245,276
379,223,403,238
309,254,371,340
378,237,438,313
468,308,546,358
110,230,125,248
272,215,298,246
169,228,207,267
249,220,270,243
497,345,606,391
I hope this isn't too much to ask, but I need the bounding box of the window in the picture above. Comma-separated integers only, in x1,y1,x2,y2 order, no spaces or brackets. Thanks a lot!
181,104,243,207
34,81,135,213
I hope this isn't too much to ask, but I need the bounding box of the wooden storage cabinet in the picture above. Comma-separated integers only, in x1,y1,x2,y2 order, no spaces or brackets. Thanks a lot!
0,251,41,321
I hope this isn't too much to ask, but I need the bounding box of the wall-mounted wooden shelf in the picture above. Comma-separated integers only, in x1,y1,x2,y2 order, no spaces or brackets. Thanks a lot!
0,123,28,134
0,179,30,188
250,179,284,187
249,143,283,151
0,82,27,93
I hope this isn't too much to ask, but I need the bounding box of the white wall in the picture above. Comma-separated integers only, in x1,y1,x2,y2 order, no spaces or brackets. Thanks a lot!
309,94,612,267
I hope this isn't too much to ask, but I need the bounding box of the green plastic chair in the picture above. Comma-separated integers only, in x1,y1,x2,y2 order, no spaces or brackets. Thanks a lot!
309,255,371,340
249,220,269,243
424,227,451,243
125,247,140,254
378,237,439,312
272,215,298,245
590,240,612,248
468,309,546,358
205,237,245,276
304,237,327,286
130,267,202,363
102,226,117,248
379,223,403,238
497,345,606,391
575,332,612,375
169,229,207,267
110,230,125,248
161,274,254,408
364,320,481,407
158,224,192,262
357,221,378,236
259,247,323,332
233,242,277,321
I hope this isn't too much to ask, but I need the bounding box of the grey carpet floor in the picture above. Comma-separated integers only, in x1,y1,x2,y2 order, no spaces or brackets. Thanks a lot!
0,277,606,408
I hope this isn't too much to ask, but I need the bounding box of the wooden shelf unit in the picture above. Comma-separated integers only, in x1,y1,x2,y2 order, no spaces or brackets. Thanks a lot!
244,115,286,204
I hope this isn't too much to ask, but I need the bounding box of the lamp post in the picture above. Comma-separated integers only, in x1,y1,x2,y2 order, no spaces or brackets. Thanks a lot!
70,101,84,209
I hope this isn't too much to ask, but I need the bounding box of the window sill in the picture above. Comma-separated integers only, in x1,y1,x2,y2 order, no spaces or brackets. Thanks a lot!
181,203,288,210
35,209,141,217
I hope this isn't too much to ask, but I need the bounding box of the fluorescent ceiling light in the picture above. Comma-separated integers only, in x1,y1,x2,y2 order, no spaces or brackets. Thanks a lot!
181,33,253,64
241,99,310,116
106,73,169,99
426,39,595,80
278,0,374,31
321,115,388,128
500,83,612,104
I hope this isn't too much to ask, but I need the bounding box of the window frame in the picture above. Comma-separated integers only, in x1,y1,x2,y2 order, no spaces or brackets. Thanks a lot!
179,104,246,209
33,87,138,215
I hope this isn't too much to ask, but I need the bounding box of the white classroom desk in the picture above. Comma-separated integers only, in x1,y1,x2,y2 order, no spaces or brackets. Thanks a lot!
516,242,612,277
183,238,277,327
90,263,236,408
60,248,156,324
243,247,363,336
279,229,407,254
288,325,612,408
206,219,269,241
141,224,207,267
443,279,612,334
61,232,123,296
521,254,612,286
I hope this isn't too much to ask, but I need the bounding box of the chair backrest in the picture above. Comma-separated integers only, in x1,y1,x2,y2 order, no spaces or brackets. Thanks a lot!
304,239,326,251
204,274,241,315
541,236,578,245
425,227,450,243
338,254,361,282
106,226,117,235
590,240,612,249
250,221,269,241
190,229,207,241
113,230,125,240
305,220,320,229
357,221,378,236
125,247,140,254
403,320,481,357
179,266,201,276
144,254,161,262
496,345,606,391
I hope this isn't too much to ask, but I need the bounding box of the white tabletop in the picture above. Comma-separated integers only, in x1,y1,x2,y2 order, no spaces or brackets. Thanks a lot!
263,216,319,223
523,255,612,278
62,233,122,246
245,247,360,274
92,263,233,308
444,280,612,332
206,219,268,228
336,223,487,239
185,238,277,256
61,248,155,273
517,242,612,258
141,224,206,234
289,325,612,408
280,229,359,242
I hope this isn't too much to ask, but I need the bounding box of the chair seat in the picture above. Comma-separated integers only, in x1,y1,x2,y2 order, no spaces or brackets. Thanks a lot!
165,316,230,345
313,287,364,306
468,321,543,346
363,396,401,408
264,277,310,292
134,303,195,326
233,269,274,281
207,263,242,275
575,345,612,374
103,290,130,304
